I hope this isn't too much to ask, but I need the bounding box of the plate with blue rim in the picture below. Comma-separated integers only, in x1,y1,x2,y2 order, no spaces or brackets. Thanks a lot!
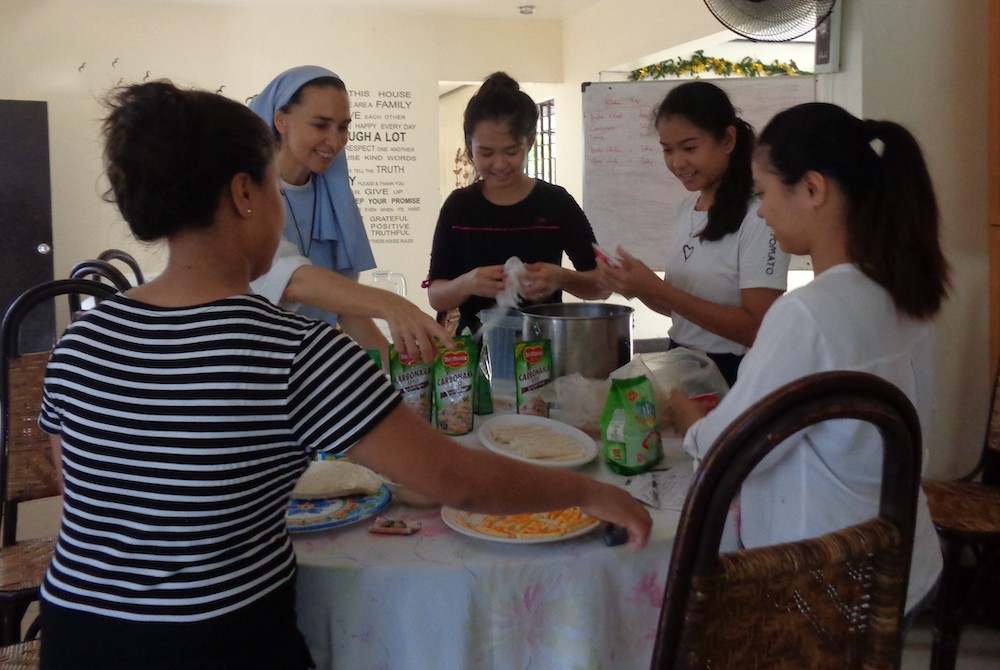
286,484,391,533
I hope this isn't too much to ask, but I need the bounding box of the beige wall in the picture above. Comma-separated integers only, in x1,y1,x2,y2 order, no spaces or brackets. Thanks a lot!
1,0,990,486
855,0,990,477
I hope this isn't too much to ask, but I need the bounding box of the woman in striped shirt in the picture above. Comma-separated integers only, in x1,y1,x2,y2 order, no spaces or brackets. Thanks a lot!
37,81,651,670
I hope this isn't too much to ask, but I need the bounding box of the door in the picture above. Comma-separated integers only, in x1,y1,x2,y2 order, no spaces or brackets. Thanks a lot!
0,100,55,352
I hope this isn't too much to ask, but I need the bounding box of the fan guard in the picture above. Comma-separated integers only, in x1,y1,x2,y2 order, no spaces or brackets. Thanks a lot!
703,0,837,42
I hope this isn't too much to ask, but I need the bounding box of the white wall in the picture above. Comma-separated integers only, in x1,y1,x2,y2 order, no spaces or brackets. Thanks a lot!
0,1,565,316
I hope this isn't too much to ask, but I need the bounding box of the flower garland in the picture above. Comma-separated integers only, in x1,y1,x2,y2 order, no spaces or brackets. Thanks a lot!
629,49,810,81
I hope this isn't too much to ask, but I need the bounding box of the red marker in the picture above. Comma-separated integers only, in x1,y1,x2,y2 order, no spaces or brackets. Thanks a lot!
592,242,622,269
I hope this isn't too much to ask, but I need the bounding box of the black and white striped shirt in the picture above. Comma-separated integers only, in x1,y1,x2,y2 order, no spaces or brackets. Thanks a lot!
39,294,400,622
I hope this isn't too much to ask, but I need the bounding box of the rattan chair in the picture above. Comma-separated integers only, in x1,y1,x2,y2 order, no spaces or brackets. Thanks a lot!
650,370,922,670
0,279,119,645
96,248,145,285
921,364,1000,670
0,639,39,669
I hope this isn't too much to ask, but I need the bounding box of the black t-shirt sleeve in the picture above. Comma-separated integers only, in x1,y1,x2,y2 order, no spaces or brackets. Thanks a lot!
428,189,464,282
553,186,598,272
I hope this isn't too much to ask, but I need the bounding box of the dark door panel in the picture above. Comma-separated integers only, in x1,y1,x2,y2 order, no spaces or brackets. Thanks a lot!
0,100,55,352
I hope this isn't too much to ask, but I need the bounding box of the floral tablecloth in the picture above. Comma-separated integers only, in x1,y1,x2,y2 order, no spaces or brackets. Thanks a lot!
292,437,686,670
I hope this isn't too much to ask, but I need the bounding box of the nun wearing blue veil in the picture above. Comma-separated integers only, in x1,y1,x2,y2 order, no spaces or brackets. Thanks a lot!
247,65,449,363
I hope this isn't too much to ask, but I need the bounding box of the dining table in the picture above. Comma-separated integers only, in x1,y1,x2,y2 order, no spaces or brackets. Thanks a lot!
291,425,692,670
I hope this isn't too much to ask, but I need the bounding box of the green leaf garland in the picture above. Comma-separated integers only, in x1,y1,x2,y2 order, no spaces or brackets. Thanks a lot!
629,49,810,81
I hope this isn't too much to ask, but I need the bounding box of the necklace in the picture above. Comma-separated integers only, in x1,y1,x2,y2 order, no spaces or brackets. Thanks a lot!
282,177,319,257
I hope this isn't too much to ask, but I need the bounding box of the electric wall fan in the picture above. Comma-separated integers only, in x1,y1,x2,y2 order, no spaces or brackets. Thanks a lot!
702,0,837,42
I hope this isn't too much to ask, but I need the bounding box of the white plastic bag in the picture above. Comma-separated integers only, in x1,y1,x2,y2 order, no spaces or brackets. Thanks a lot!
542,347,728,436
540,373,609,435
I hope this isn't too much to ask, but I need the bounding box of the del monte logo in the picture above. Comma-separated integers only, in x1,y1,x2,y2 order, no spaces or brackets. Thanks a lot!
522,346,544,365
398,351,421,366
443,351,469,369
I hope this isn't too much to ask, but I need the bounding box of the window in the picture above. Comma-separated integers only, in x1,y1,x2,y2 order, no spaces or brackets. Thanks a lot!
525,99,555,183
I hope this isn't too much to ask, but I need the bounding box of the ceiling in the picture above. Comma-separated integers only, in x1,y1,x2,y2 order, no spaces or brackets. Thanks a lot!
126,0,606,21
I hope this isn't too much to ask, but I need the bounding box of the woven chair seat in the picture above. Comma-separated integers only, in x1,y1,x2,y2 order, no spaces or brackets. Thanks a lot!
0,539,55,594
922,481,1000,539
0,638,40,669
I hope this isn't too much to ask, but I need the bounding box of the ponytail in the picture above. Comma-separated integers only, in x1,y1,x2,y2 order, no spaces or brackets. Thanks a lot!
704,117,755,241
759,103,949,319
850,119,948,318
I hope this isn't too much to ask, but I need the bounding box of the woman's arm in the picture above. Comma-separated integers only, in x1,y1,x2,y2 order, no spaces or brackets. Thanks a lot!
598,248,782,348
518,265,611,302
660,285,783,348
426,265,506,313
286,265,451,364
49,434,64,493
337,313,389,363
348,404,652,549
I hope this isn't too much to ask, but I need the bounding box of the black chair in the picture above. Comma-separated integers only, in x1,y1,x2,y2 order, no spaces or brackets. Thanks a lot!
650,370,922,669
66,259,131,317
0,279,118,645
921,362,1000,670
96,248,145,285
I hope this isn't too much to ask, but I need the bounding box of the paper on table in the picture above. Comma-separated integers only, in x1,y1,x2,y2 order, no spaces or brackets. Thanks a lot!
623,464,694,511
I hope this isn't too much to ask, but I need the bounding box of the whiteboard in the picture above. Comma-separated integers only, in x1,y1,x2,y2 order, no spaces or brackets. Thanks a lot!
582,77,815,269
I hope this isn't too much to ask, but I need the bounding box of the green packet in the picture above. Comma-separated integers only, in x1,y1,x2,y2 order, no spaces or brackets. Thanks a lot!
601,375,663,475
366,349,383,369
434,336,476,435
388,344,432,422
514,339,552,417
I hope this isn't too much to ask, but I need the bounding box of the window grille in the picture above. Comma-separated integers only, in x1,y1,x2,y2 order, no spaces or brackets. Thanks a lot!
525,99,555,183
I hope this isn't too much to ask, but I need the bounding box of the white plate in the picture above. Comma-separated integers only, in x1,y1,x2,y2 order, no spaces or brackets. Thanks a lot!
440,506,600,545
477,414,597,468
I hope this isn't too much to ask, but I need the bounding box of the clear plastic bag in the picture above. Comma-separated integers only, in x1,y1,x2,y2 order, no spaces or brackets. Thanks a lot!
543,347,728,435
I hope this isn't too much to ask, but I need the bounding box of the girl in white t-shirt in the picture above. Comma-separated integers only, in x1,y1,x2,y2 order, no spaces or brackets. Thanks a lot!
668,102,949,619
598,81,789,386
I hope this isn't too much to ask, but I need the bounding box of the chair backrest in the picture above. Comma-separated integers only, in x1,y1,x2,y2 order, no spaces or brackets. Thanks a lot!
0,279,119,546
650,370,922,670
96,248,145,285
979,361,1000,486
66,259,132,317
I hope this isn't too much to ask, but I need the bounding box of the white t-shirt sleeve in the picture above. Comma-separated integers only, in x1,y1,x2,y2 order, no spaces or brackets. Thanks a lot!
250,237,311,310
737,206,789,291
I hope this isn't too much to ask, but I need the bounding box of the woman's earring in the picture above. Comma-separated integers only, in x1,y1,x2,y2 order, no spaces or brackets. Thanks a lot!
246,209,252,214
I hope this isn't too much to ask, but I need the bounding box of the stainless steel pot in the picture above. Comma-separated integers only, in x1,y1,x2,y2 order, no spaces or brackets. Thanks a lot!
521,303,634,380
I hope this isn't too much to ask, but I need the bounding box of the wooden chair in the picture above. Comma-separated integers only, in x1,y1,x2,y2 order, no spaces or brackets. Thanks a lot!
66,259,131,317
0,279,118,645
921,364,1000,670
650,370,922,670
96,248,145,285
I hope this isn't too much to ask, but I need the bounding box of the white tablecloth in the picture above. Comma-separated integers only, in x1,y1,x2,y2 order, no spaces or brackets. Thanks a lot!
292,435,688,670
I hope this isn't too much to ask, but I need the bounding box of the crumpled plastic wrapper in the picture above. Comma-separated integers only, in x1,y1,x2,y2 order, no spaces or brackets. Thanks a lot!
496,256,525,311
542,347,729,435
